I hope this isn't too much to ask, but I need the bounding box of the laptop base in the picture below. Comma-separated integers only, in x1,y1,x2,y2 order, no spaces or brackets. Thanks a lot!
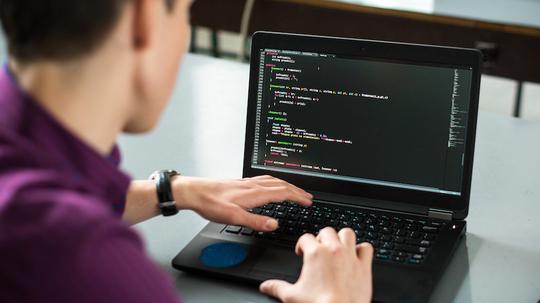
173,206,466,303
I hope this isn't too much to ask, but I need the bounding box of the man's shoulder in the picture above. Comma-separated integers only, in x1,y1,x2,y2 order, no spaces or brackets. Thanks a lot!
0,139,132,244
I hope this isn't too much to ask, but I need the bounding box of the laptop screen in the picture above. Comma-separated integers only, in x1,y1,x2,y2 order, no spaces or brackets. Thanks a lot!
250,48,473,196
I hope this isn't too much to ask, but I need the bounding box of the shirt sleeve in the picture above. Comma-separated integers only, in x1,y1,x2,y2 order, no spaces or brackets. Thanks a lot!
38,214,181,303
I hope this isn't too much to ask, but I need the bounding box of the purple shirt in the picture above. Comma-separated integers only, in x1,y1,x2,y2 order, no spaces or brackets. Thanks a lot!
0,67,179,303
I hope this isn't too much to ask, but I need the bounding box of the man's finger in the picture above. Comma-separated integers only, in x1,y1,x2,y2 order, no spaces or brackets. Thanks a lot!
338,228,357,248
230,206,279,231
317,227,340,245
260,279,294,300
295,233,318,256
356,242,374,264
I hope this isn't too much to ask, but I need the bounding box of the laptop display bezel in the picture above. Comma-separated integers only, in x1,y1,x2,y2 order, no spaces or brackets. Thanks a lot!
242,32,481,219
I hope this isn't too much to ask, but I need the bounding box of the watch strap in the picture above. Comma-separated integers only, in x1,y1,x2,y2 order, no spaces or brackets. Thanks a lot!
153,170,180,217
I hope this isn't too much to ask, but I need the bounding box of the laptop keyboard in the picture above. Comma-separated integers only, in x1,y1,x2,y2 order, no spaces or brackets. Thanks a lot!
223,202,444,265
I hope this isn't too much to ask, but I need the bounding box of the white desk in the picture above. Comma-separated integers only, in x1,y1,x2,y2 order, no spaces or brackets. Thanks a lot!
119,54,540,303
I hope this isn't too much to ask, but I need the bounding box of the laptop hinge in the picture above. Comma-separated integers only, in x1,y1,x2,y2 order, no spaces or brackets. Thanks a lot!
428,208,453,221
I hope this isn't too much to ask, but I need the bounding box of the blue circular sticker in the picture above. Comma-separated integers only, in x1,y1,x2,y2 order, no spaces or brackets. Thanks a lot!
199,242,248,268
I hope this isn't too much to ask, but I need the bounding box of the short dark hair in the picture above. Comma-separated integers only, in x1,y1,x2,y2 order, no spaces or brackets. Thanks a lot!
0,0,176,62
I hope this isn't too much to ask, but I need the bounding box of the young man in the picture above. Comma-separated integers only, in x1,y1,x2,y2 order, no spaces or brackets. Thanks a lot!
0,1,373,302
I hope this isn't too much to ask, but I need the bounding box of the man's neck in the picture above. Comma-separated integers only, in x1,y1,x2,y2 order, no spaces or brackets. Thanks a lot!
9,55,132,156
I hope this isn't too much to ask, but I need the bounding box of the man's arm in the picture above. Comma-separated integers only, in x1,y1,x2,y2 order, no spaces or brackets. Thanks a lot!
122,179,161,225
122,175,313,230
50,214,179,303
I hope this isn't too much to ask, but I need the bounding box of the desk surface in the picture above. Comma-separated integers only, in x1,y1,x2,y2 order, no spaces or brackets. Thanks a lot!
119,54,540,303
331,0,540,29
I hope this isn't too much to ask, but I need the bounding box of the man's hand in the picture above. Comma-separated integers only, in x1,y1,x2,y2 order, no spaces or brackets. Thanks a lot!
260,227,373,303
172,175,313,232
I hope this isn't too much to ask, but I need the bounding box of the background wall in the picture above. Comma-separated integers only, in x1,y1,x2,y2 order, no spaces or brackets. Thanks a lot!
0,28,538,120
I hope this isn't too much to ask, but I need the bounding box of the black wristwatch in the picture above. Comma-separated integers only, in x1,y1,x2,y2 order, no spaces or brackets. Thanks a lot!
149,169,180,217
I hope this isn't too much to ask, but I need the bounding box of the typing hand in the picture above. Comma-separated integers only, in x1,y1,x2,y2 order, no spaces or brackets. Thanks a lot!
260,227,373,303
172,175,313,231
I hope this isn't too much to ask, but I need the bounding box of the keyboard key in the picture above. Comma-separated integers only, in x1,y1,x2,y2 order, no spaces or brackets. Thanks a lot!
249,208,262,214
275,205,287,212
381,227,392,234
392,256,406,263
377,249,392,255
419,240,431,247
392,222,404,229
407,259,421,265
325,219,338,227
340,221,352,228
299,221,312,229
396,229,407,236
225,225,242,234
395,244,428,255
367,239,380,248
381,234,393,241
376,254,390,260
422,226,439,233
284,227,296,235
287,213,299,220
339,214,350,221
367,225,379,232
424,233,436,241
353,223,365,230
379,221,391,227
381,242,394,249
406,239,431,247
275,211,286,219
394,251,409,258
288,207,299,214
285,219,296,226
405,224,418,231
241,228,254,236
262,210,274,217
408,231,421,239
411,254,424,260
366,231,378,239
300,215,310,222
394,236,406,244
352,216,363,223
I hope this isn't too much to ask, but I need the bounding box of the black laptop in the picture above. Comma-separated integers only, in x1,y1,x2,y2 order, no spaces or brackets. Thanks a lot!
173,32,481,303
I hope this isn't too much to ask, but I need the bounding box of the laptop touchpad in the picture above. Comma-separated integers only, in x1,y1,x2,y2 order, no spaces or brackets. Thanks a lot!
249,247,302,281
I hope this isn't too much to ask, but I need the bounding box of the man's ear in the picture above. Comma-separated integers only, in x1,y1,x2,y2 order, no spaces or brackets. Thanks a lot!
132,0,155,50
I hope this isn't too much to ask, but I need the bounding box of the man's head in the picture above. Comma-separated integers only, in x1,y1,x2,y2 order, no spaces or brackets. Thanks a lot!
0,0,191,133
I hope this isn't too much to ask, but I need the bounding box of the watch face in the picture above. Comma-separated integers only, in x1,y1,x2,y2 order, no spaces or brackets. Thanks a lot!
149,169,180,180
